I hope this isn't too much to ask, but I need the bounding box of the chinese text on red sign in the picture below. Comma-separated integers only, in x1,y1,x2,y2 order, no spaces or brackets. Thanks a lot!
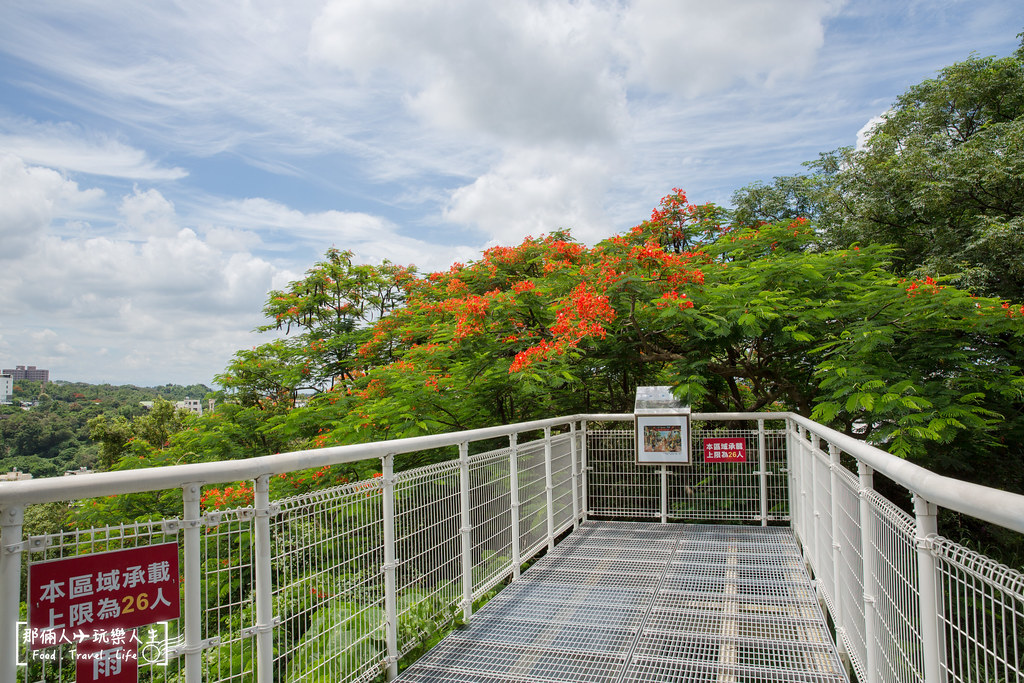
702,437,747,462
28,542,180,650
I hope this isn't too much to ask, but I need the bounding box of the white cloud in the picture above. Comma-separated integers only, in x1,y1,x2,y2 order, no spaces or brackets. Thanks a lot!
0,119,187,180
0,153,104,259
0,2,364,159
311,0,627,146
216,198,398,243
1,225,281,384
445,148,616,245
310,0,844,146
200,197,478,271
120,187,178,236
621,0,843,96
856,112,888,150
203,226,264,252
0,152,481,383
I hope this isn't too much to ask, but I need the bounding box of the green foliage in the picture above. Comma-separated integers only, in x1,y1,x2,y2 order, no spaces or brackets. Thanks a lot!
733,36,1024,301
216,248,415,408
153,185,1016,496
88,398,194,470
284,599,385,682
0,381,211,479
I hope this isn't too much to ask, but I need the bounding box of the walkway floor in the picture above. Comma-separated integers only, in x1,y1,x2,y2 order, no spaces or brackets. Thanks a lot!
397,521,849,683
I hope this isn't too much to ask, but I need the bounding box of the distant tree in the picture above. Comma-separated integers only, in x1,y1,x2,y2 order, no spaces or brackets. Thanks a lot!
733,34,1024,300
88,398,192,470
217,248,414,407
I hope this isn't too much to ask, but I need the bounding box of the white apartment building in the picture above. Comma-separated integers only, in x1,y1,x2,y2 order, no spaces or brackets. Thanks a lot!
179,398,203,416
0,374,12,403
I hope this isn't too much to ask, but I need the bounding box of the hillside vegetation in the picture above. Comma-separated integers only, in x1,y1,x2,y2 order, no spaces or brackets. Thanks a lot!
0,381,211,477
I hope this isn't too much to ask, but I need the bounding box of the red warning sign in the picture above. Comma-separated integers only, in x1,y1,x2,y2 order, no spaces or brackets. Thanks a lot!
702,437,747,463
28,542,180,651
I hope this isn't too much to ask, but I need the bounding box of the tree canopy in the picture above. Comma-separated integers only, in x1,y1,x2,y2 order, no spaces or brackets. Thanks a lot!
196,189,1024,493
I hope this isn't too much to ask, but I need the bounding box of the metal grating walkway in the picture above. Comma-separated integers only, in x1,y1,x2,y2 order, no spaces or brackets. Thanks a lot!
397,521,849,683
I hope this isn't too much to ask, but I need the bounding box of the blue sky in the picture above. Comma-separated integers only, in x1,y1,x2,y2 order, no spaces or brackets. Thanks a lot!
1,0,1020,387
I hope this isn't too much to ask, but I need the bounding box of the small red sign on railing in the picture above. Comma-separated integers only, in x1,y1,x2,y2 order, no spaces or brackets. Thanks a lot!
28,542,180,651
702,437,747,462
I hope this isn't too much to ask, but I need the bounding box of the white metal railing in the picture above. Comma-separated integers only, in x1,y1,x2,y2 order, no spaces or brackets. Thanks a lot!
786,413,1024,683
1,411,1023,682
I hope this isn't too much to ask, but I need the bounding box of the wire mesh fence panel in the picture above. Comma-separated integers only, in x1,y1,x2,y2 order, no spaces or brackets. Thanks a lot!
869,491,924,683
765,430,790,521
468,447,513,598
587,425,788,523
669,424,761,522
517,439,549,558
201,507,256,682
18,513,183,683
271,479,385,683
933,537,1024,683
394,461,462,658
832,464,867,680
587,429,659,518
550,433,575,534
812,443,836,613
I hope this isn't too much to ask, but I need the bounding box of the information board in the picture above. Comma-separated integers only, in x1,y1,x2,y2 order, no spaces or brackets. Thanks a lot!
634,386,691,465
636,414,691,464
28,542,180,651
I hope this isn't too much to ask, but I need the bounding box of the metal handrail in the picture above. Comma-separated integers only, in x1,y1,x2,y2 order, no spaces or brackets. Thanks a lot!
0,414,585,506
2,410,1022,533
788,412,1024,535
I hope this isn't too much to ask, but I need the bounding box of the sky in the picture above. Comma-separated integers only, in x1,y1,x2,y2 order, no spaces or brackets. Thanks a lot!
1,1,1021,387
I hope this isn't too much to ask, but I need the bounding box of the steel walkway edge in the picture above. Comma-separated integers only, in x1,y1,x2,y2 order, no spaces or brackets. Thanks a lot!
397,521,849,683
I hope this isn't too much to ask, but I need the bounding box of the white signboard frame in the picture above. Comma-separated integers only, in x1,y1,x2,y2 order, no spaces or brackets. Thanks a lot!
636,414,691,465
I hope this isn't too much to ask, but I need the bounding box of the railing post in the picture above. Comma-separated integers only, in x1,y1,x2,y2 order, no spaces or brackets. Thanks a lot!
0,504,24,683
660,465,668,524
828,444,848,662
757,419,768,526
913,494,944,683
858,462,880,683
182,483,203,683
381,453,399,681
543,427,555,551
799,426,811,556
570,422,581,528
509,433,521,579
458,442,474,621
253,475,274,683
580,420,590,521
807,431,820,574
786,419,799,538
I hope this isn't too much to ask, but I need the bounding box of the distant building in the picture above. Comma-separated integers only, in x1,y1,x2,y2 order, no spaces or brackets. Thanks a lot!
141,399,213,416
0,374,12,403
2,365,49,383
0,469,32,482
178,398,204,416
